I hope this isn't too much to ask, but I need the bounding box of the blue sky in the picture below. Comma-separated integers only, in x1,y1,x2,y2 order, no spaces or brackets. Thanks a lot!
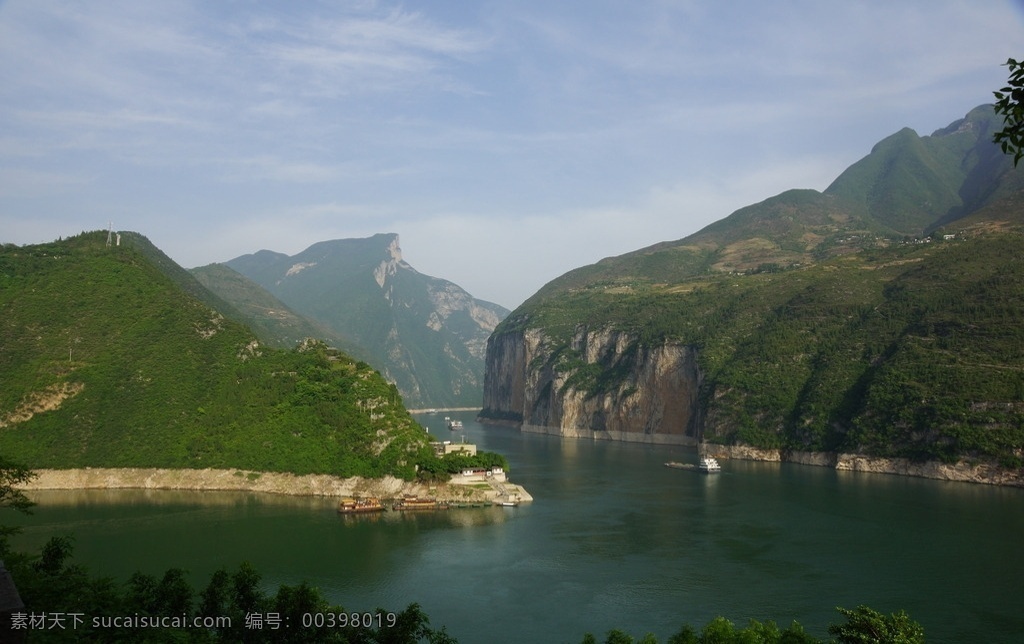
1,1,1022,309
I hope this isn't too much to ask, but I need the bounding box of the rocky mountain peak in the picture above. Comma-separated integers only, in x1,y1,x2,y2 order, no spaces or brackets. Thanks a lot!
385,234,403,263
374,234,407,288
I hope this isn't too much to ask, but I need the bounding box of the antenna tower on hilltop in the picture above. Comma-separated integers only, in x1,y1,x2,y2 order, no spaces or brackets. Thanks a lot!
105,222,113,248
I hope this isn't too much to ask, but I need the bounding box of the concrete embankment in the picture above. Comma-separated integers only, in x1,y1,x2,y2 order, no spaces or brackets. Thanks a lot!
702,445,1024,487
18,468,533,503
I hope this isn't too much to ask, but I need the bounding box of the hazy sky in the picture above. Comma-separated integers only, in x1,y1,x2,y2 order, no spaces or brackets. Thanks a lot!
2,1,1022,309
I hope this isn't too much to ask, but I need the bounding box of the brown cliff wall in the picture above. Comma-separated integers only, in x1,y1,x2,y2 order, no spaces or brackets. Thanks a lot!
481,326,700,445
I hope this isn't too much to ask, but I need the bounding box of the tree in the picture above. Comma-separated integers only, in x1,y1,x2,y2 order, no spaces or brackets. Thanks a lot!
0,457,36,556
828,605,925,644
993,57,1024,166
0,457,36,514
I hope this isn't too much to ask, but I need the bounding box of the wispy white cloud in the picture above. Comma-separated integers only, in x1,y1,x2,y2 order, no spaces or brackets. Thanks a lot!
1,0,1021,308
213,155,412,184
217,4,491,104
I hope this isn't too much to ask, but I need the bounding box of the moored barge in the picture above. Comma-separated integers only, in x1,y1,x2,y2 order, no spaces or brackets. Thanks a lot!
337,497,386,514
392,496,447,511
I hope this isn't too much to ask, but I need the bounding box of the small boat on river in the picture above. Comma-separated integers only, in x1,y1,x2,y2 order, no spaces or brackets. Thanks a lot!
445,416,463,430
698,457,722,473
664,458,722,474
337,497,386,514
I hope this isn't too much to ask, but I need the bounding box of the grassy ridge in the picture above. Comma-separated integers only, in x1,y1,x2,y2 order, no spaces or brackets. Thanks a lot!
0,232,430,478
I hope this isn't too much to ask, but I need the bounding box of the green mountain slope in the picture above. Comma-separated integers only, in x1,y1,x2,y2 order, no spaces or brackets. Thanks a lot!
824,104,1011,232
526,105,1016,308
190,262,365,356
225,234,508,409
485,106,1024,467
0,232,430,477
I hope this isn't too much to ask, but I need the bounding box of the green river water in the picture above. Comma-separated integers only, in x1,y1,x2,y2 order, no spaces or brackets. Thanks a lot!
10,410,1024,642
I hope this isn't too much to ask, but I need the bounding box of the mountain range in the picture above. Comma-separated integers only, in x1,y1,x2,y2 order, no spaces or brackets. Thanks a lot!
3,103,1023,483
482,104,1024,479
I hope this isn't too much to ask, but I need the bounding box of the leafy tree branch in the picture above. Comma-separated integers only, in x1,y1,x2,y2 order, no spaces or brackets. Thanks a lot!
993,57,1024,166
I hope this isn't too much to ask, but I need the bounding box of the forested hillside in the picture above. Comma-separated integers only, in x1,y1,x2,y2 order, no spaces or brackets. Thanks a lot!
0,232,430,478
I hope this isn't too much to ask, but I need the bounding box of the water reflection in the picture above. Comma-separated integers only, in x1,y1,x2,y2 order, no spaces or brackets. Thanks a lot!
25,488,338,509
336,505,513,529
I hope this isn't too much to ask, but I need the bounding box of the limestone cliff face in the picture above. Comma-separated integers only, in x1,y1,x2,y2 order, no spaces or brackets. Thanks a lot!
482,326,701,445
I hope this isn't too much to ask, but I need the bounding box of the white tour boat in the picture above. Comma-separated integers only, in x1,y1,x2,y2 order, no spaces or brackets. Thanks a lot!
698,457,722,473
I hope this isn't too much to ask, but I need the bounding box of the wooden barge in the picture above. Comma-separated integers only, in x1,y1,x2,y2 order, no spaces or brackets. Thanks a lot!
392,496,448,511
337,497,386,514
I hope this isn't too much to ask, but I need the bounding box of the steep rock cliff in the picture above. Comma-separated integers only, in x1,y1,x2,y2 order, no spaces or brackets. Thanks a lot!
482,326,700,445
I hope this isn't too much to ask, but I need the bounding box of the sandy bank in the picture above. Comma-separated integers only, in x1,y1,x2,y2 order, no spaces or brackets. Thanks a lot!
18,467,533,503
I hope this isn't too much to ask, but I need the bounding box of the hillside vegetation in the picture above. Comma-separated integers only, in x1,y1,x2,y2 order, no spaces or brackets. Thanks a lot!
0,232,430,478
491,105,1024,466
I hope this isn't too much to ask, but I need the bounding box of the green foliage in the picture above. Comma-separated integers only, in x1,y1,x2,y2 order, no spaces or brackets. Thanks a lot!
0,456,35,515
828,606,925,644
3,536,450,643
0,456,36,555
578,607,921,644
993,57,1024,166
0,232,430,479
415,450,510,482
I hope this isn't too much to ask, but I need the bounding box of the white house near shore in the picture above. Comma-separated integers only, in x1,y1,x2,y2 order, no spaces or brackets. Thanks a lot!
457,467,506,482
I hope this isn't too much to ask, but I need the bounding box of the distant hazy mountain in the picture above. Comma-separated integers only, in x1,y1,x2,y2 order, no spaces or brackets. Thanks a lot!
224,234,508,409
190,262,365,357
482,104,1024,478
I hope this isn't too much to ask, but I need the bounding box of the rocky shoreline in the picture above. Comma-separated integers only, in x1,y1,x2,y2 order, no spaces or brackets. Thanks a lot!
703,444,1024,487
521,422,697,446
17,467,533,503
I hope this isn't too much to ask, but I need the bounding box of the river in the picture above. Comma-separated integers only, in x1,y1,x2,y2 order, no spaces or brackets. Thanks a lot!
10,410,1024,643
